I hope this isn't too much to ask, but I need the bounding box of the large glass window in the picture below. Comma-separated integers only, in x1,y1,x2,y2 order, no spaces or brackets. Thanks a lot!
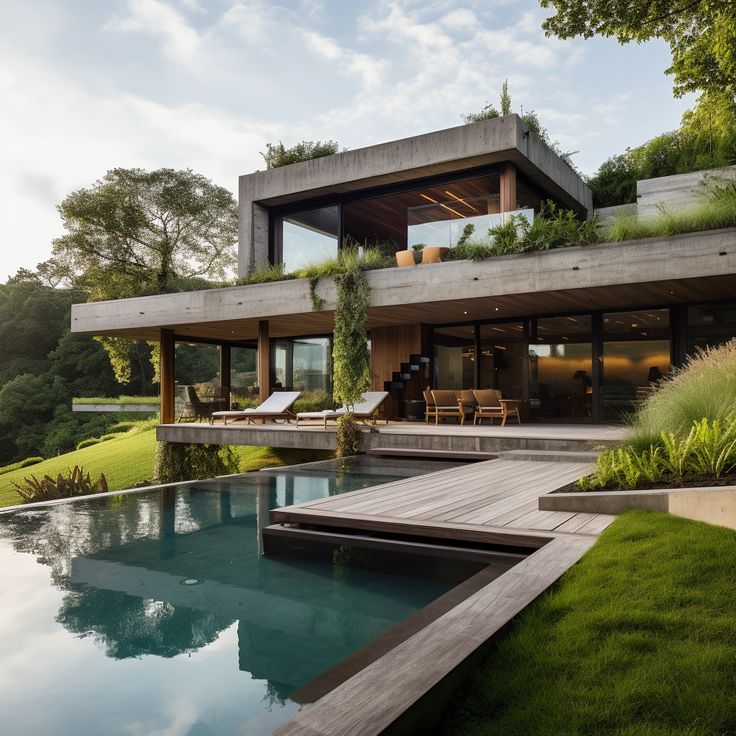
271,337,331,394
601,310,671,420
687,301,736,353
279,205,339,272
478,322,526,402
433,326,476,389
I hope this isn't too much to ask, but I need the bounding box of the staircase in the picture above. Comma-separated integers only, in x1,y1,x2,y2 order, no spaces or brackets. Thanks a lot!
382,353,430,418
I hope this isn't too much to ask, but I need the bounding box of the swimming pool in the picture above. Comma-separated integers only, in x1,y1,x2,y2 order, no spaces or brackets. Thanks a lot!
0,458,469,735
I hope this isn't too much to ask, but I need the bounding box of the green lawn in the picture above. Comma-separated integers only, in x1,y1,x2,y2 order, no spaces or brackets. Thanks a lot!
0,427,331,508
441,511,736,736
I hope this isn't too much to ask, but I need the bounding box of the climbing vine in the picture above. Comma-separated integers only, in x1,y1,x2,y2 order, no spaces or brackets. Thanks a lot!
332,267,371,409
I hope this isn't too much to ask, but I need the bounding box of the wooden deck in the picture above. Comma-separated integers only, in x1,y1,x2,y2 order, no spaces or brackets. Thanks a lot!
271,458,616,547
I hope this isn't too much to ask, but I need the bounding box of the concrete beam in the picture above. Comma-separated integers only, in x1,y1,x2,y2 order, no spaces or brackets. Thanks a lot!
71,228,736,339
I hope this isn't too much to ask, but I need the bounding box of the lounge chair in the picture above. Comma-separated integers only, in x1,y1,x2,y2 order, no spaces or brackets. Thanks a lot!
295,391,389,429
472,389,522,426
211,391,301,425
431,389,465,425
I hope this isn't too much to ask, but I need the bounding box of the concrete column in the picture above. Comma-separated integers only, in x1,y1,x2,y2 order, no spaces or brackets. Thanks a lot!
258,320,270,404
159,328,176,424
500,162,517,213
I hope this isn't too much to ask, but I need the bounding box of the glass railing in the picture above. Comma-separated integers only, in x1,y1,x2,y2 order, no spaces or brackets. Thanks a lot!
407,208,534,249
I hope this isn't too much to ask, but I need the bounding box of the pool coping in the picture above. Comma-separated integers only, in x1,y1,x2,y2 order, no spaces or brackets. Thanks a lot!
271,533,595,736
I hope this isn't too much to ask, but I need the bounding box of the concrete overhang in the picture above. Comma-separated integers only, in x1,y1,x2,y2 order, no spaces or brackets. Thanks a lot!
240,115,591,214
71,228,736,342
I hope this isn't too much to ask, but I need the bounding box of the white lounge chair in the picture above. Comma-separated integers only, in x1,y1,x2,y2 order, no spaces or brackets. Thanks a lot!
211,391,301,425
295,391,389,429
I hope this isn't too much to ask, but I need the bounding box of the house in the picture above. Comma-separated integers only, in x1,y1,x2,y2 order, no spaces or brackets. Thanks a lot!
71,115,736,441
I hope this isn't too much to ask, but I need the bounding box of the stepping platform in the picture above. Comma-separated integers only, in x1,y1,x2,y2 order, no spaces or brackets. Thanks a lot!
366,447,497,461
499,449,600,463
271,459,615,545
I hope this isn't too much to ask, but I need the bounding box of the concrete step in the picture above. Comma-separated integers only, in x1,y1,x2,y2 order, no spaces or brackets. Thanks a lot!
498,449,599,463
367,447,497,462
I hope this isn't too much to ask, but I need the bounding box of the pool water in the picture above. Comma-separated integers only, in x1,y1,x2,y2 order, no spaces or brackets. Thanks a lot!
0,459,463,735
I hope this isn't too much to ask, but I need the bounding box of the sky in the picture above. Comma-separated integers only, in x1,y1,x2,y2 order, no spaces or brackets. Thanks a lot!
0,0,695,282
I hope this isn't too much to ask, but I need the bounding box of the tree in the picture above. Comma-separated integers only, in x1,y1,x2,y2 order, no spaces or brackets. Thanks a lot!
588,90,736,206
539,0,736,96
261,140,342,169
50,168,238,383
52,168,238,298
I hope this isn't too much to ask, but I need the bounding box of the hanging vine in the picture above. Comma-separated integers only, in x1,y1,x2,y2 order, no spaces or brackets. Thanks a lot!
332,267,371,409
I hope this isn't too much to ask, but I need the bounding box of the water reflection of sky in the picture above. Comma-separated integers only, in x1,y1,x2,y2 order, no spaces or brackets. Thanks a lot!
0,468,453,735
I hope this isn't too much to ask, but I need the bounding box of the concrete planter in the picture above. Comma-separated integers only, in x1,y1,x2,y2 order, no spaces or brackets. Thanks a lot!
538,485,736,530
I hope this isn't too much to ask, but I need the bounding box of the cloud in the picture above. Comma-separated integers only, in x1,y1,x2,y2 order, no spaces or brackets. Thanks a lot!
106,0,202,63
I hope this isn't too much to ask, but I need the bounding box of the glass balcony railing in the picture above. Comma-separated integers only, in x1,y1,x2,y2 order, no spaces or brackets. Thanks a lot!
407,208,534,249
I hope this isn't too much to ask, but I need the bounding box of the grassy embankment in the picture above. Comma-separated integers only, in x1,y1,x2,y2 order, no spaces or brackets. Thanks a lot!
441,511,736,736
0,423,329,508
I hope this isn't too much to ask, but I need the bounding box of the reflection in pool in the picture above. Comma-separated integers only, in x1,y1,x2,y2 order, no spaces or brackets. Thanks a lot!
0,459,463,735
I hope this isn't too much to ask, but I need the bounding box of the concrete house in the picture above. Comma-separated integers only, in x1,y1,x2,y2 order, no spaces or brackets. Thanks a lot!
71,115,736,448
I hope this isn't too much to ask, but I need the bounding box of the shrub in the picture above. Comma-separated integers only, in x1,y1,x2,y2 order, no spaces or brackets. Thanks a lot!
262,140,341,169
633,339,736,440
19,456,43,468
336,414,361,458
13,465,108,503
98,434,118,442
293,390,335,413
109,422,135,433
76,438,100,450
152,442,240,484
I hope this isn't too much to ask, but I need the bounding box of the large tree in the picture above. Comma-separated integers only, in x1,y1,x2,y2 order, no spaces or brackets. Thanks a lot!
539,0,736,96
52,168,238,298
51,168,238,383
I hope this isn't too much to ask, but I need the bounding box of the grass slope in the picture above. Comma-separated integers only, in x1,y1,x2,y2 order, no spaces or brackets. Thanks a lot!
441,511,736,736
0,427,330,508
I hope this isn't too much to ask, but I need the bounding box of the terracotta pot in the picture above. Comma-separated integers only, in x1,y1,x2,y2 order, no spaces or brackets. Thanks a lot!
395,250,416,267
421,246,449,264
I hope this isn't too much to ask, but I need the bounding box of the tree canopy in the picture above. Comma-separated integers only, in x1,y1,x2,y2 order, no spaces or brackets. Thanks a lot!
52,168,238,299
588,90,736,207
540,0,736,96
261,140,342,169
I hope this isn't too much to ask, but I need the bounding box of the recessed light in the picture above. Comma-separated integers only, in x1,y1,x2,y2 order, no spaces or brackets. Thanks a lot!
464,311,468,315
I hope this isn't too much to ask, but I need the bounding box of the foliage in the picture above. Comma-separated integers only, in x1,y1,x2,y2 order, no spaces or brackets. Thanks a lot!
72,396,159,405
634,338,736,441
588,91,736,207
462,82,578,170
261,140,341,169
440,511,736,736
332,268,372,408
76,438,100,450
336,414,361,458
456,223,475,247
236,262,295,286
540,0,736,97
0,457,43,476
152,442,240,484
13,465,108,504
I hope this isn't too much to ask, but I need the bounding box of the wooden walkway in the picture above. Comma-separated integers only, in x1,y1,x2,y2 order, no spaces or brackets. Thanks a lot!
271,459,616,547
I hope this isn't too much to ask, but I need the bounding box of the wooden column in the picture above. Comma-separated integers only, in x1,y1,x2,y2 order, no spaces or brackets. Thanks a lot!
258,320,270,404
159,328,176,424
500,162,517,213
219,344,231,408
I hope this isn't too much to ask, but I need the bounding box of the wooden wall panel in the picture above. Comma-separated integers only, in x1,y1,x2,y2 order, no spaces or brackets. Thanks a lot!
370,324,430,417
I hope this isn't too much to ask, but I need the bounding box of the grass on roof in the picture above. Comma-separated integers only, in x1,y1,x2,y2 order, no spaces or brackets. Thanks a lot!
440,511,736,736
0,422,331,508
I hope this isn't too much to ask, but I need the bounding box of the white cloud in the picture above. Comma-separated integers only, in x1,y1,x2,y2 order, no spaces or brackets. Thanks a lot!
107,0,202,63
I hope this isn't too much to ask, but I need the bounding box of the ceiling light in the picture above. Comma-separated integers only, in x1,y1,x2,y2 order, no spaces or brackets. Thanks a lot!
444,190,481,213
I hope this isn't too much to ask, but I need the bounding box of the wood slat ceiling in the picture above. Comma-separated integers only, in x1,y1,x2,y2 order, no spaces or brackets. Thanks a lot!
90,274,736,343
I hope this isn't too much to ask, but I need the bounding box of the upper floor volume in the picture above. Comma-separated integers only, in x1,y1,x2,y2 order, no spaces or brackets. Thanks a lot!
237,115,592,276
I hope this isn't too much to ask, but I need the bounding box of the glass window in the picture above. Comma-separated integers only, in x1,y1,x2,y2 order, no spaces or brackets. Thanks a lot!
535,314,591,342
528,343,593,420
433,326,476,389
688,302,736,353
271,337,331,395
602,310,671,420
280,205,339,272
478,323,526,402
231,346,257,401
